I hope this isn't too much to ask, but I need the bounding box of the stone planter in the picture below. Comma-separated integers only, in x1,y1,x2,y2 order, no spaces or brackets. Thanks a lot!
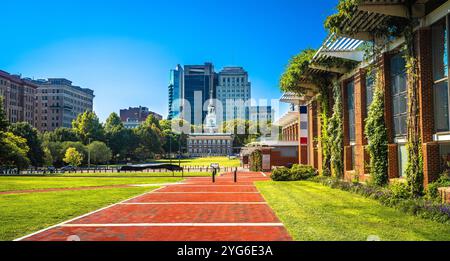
438,187,450,204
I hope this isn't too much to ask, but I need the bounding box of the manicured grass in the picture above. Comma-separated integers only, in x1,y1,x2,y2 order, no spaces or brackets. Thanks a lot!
56,171,214,178
256,181,450,241
0,177,181,192
0,187,157,241
156,156,240,167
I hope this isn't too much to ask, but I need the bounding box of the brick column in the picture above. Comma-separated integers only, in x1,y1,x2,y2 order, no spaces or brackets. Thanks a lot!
380,53,399,179
316,101,323,173
417,27,441,185
308,101,319,169
388,144,399,179
354,70,367,178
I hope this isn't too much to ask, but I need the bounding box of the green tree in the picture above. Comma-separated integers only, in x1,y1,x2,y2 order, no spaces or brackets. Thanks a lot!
72,111,105,144
160,119,182,157
50,128,81,142
104,112,124,133
134,115,164,158
104,112,133,161
63,147,83,167
0,96,9,131
42,147,53,167
87,141,112,165
8,122,45,167
62,141,88,163
0,131,30,169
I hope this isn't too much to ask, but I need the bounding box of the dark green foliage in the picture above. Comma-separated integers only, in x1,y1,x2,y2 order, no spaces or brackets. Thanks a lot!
8,122,45,167
48,128,79,142
272,165,318,181
365,71,388,186
249,150,263,172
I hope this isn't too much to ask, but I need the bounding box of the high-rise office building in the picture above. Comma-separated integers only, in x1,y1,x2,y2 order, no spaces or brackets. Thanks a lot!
168,65,184,120
216,67,251,122
249,106,274,123
33,78,94,132
0,70,37,126
183,63,216,125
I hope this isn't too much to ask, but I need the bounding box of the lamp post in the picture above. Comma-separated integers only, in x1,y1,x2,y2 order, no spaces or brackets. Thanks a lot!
169,132,172,165
88,138,92,169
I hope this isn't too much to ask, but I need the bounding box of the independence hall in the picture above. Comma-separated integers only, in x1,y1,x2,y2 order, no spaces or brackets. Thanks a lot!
285,0,450,186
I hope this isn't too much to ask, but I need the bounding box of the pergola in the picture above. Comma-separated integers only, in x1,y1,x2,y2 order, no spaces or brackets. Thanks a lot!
334,0,431,41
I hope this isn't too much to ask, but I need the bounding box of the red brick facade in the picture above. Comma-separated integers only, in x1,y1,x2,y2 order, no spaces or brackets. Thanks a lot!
303,26,445,187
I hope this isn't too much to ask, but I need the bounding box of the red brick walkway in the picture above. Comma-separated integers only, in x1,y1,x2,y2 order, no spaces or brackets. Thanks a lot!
16,171,292,241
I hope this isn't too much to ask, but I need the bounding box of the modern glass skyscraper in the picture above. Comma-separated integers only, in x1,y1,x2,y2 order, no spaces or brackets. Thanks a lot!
183,63,215,125
168,64,183,120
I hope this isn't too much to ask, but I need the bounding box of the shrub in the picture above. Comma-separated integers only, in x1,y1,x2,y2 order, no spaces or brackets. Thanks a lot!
291,164,317,180
271,167,292,181
426,175,450,202
272,164,317,181
389,180,412,200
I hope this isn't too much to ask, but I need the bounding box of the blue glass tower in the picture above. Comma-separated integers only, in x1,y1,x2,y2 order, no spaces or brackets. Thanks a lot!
168,65,183,120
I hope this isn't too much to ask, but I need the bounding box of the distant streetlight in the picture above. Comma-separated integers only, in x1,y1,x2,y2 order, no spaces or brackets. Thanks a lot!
88,138,92,168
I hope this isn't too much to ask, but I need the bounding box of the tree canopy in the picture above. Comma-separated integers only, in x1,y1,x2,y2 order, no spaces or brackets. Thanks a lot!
72,111,105,144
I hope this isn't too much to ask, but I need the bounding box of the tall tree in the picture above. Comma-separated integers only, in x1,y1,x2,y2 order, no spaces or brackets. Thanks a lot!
0,131,30,169
87,141,112,165
105,112,124,133
51,128,80,142
72,111,105,144
134,115,164,160
8,122,45,167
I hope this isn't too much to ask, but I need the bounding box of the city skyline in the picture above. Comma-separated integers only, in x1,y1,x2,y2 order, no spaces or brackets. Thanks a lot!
0,0,338,122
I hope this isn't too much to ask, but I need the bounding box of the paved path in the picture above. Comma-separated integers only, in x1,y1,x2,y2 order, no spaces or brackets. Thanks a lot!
16,172,292,241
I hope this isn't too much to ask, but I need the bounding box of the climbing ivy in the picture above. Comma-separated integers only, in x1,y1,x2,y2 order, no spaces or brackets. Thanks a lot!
317,83,331,176
365,70,388,186
280,49,317,95
403,24,424,196
249,150,263,172
328,80,344,178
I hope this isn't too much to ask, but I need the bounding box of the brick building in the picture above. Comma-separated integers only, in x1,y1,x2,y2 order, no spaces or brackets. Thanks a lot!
33,78,94,132
290,0,450,187
0,70,37,126
120,106,163,129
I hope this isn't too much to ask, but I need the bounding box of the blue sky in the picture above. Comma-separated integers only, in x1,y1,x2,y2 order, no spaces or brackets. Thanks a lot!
1,0,338,122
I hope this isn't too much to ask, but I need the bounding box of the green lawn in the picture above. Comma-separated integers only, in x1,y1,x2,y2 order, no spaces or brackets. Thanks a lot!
0,176,182,192
0,187,157,241
256,181,450,241
156,156,240,167
56,171,214,178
